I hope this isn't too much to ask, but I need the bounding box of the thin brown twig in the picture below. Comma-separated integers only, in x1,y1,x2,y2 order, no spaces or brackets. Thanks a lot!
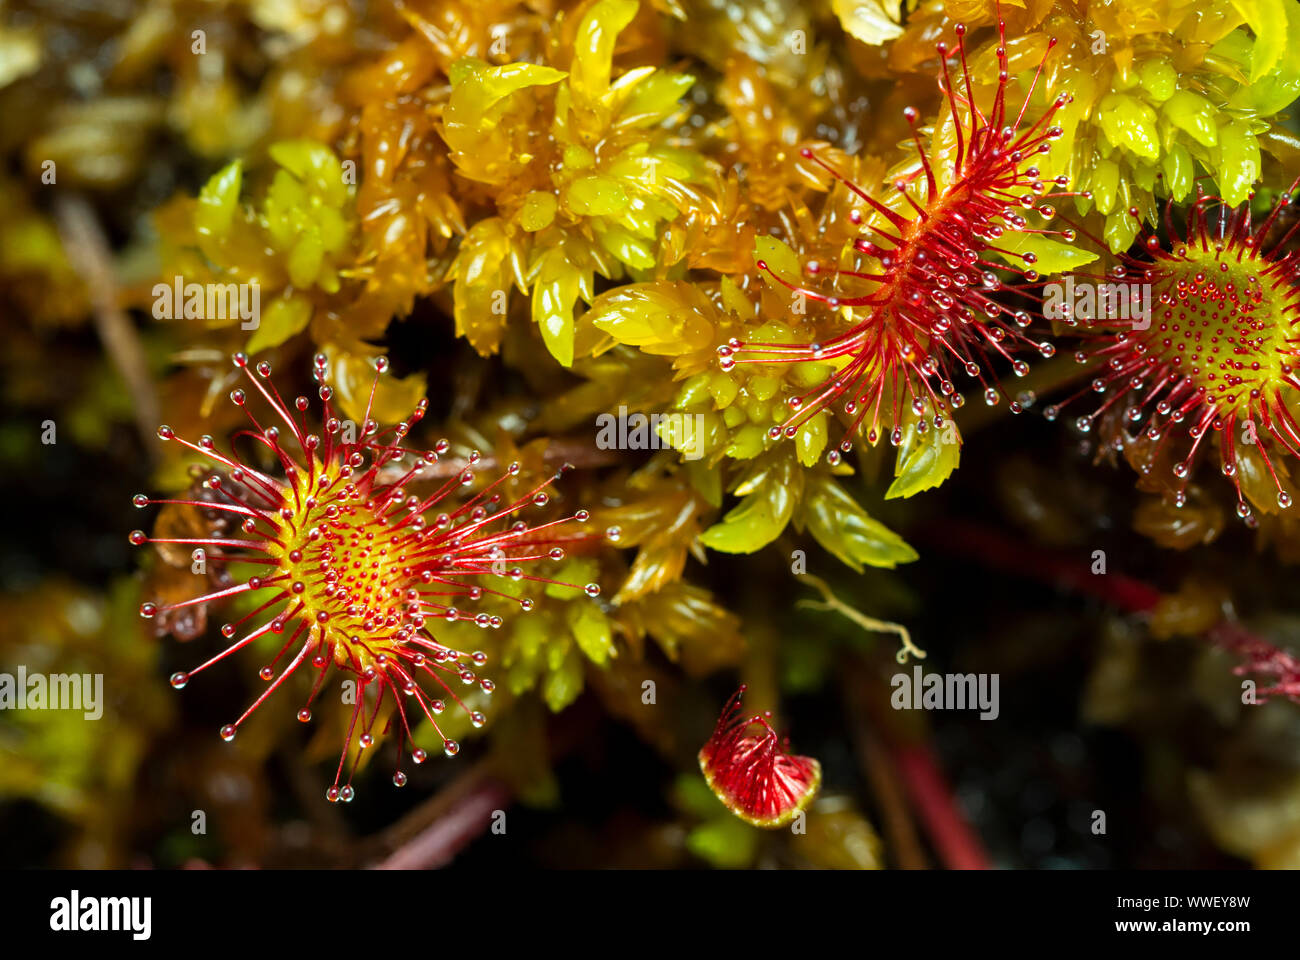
53,194,160,460
356,697,602,869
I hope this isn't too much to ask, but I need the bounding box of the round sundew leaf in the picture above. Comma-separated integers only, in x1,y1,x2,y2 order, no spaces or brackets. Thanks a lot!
133,354,598,805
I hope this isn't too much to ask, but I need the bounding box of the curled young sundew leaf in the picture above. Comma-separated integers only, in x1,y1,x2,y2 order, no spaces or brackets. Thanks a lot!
699,686,821,828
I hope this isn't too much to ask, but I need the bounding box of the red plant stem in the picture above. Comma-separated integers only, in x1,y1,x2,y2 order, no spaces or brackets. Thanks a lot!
890,518,1299,864
922,520,1300,699
848,657,991,869
931,520,1163,613
892,743,991,870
